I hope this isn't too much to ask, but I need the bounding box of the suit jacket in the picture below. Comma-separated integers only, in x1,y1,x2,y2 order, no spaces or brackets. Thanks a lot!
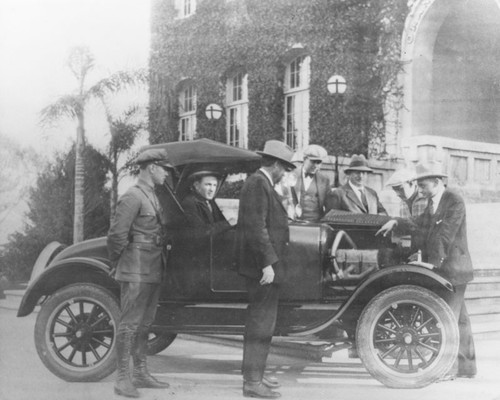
325,183,387,215
107,179,165,284
237,170,290,284
398,189,473,285
291,168,331,220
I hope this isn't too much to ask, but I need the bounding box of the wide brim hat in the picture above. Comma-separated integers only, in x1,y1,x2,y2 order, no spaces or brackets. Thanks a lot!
303,144,328,161
345,154,373,173
415,161,447,180
385,168,417,187
187,170,222,182
134,148,171,167
256,140,296,171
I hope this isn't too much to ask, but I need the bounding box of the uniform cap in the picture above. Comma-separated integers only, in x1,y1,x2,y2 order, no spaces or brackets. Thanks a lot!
135,148,171,167
188,170,221,182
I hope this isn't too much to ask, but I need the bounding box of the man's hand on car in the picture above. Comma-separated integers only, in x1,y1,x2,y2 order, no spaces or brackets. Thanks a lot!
375,220,398,237
260,265,275,285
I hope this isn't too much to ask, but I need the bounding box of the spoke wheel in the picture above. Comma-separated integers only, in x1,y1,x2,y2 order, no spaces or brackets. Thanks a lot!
35,284,120,382
146,331,177,356
356,285,458,388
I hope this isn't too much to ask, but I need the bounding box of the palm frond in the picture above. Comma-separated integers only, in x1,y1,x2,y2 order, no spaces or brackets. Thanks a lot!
86,69,148,99
39,95,82,128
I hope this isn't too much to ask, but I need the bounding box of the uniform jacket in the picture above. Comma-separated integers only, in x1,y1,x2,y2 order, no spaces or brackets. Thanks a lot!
325,183,387,215
237,170,290,284
398,189,473,285
291,168,331,220
107,179,165,283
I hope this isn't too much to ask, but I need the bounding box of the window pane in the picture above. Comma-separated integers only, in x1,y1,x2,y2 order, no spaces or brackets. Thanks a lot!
285,96,295,148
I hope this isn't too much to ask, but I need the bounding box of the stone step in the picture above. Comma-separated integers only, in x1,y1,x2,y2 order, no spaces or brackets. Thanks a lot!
467,277,500,292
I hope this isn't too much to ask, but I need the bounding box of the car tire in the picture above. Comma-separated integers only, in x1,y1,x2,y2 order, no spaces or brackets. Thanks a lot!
356,285,459,388
146,331,177,355
34,283,120,382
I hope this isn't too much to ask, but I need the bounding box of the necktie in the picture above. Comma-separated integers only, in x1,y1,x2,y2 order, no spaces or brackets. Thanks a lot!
206,201,213,214
360,189,368,210
305,173,314,178
428,197,434,214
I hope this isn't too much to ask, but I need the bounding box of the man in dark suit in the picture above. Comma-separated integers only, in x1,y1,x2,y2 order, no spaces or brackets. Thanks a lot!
376,161,476,380
237,140,296,399
325,154,387,215
290,144,331,222
107,148,171,398
178,171,232,297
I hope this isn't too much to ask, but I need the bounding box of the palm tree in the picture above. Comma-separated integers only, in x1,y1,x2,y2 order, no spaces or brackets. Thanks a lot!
40,46,147,243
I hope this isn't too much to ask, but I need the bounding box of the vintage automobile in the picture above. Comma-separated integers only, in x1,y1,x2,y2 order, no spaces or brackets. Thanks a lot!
18,139,459,389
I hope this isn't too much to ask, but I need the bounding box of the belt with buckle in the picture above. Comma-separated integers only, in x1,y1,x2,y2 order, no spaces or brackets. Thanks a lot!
131,234,162,246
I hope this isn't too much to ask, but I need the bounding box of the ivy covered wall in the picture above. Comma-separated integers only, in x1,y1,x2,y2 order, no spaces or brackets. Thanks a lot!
149,0,408,156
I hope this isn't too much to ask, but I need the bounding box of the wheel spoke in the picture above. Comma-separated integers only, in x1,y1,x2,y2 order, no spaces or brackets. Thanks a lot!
88,343,100,361
416,340,439,354
414,347,428,366
65,305,78,324
418,332,441,339
79,301,85,317
53,331,73,338
375,337,397,344
68,347,78,363
380,344,400,359
387,310,402,329
56,339,75,352
376,323,397,334
407,348,414,370
410,306,421,328
393,347,405,367
91,337,111,350
416,317,434,332
55,317,73,330
82,349,87,365
90,315,109,329
93,329,114,335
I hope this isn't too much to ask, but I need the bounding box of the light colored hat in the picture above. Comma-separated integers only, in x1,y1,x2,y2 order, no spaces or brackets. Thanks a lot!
135,148,171,167
303,144,328,161
344,154,373,173
385,168,417,187
256,140,296,171
415,161,447,180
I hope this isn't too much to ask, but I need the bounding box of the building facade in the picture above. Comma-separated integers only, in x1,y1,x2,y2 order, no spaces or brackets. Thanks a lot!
149,0,500,198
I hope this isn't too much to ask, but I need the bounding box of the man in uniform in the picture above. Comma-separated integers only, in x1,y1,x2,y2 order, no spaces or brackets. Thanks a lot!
325,154,387,215
107,148,171,398
237,140,296,399
290,144,331,222
376,161,477,380
386,167,427,218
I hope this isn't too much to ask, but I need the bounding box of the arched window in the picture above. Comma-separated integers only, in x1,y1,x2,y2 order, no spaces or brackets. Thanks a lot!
178,82,196,141
283,54,310,150
226,71,248,148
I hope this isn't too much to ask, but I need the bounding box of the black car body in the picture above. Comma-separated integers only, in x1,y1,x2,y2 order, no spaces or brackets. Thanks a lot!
18,139,459,388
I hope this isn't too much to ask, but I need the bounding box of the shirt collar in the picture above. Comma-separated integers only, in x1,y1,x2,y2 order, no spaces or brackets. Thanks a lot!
431,186,446,209
348,180,363,193
302,168,314,179
259,168,274,185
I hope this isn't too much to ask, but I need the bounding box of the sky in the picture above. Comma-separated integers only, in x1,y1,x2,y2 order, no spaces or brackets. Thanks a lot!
0,0,151,154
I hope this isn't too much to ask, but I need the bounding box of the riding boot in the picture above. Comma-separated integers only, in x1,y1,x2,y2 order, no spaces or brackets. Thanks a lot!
114,330,140,398
132,328,170,389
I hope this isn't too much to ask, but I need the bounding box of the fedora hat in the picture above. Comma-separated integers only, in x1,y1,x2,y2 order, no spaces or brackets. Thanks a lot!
345,154,373,173
415,161,447,180
385,168,417,187
257,140,296,171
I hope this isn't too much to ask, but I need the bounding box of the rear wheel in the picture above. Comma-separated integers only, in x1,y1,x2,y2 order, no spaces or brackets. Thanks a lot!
356,285,458,388
35,284,120,382
146,331,177,355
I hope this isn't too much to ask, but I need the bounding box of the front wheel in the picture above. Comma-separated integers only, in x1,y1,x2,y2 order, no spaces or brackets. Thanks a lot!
34,284,120,382
356,285,459,388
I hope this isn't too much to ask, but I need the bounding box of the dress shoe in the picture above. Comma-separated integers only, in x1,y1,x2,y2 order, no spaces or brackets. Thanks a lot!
457,374,475,379
262,376,281,389
243,381,281,398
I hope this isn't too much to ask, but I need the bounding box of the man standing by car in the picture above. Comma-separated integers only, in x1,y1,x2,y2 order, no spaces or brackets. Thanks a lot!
237,140,296,399
376,161,476,380
107,148,171,398
290,144,331,222
325,154,387,215
385,167,427,217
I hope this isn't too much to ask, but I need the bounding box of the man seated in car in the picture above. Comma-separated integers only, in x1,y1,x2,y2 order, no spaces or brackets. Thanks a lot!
176,170,232,297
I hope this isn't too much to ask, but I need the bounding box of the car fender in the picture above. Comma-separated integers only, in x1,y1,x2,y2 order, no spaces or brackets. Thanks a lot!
289,264,453,336
17,257,118,317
